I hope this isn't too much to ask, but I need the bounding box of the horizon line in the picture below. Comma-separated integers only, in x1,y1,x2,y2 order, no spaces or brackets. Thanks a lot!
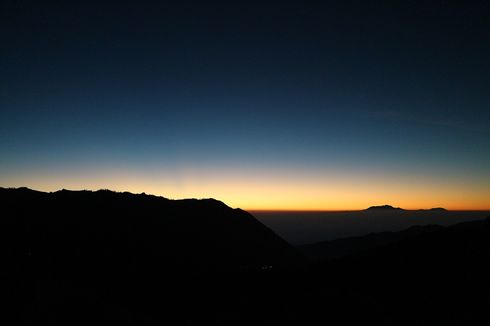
246,208,490,212
3,186,490,212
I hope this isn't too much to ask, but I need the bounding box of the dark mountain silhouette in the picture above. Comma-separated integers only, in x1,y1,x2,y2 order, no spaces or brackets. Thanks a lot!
0,187,305,325
366,205,448,212
365,204,404,211
310,217,490,325
2,187,489,325
299,224,444,261
0,187,300,272
424,207,448,212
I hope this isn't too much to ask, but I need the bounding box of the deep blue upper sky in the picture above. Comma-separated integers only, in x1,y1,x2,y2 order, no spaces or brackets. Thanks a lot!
1,1,489,209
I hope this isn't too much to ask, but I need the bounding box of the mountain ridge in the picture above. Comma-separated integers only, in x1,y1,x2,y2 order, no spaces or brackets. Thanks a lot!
365,205,404,211
0,186,302,272
1,187,489,325
299,223,445,261
365,205,449,212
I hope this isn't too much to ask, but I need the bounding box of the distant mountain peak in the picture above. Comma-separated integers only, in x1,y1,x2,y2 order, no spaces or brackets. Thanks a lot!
427,207,447,212
366,205,404,211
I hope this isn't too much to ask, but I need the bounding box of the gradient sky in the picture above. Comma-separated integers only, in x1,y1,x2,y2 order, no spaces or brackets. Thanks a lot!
1,1,489,210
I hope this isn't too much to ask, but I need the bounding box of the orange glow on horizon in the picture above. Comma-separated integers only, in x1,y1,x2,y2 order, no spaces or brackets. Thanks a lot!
1,165,489,211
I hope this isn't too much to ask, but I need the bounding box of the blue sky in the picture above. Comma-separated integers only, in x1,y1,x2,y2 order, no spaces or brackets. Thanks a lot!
1,0,489,209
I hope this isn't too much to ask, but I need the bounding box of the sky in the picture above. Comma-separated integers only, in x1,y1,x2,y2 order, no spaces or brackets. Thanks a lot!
1,0,489,210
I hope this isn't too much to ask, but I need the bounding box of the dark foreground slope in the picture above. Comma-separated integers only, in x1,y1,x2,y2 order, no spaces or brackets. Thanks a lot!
0,187,303,325
1,187,489,325
312,217,490,325
0,187,298,271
